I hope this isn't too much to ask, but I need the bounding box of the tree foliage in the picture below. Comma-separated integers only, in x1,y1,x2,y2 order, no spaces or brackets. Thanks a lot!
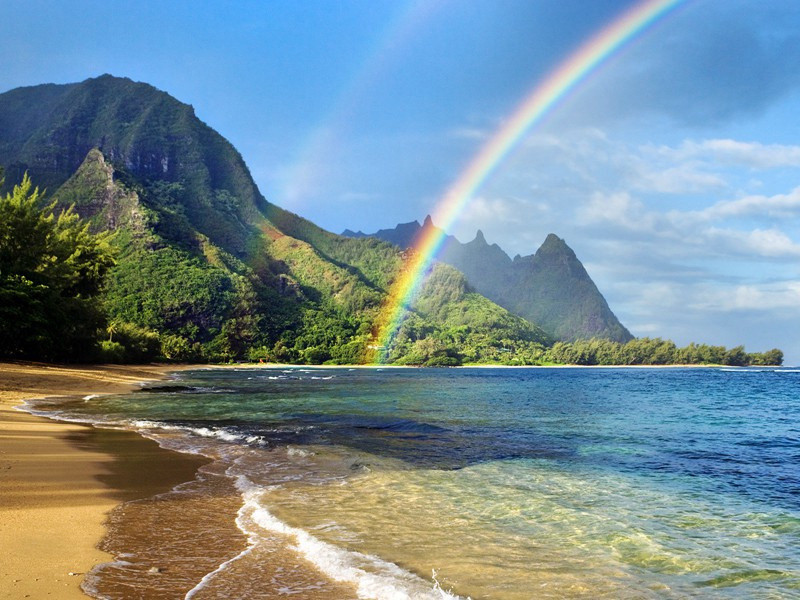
0,174,114,360
540,337,783,367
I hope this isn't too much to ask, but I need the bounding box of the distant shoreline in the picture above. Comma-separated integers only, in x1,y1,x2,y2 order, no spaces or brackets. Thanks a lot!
192,361,742,369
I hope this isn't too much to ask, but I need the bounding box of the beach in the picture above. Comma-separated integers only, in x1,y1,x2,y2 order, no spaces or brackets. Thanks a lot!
3,364,797,599
0,362,204,599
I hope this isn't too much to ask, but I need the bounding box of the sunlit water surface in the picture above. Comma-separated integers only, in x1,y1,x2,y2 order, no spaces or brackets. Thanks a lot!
32,367,800,599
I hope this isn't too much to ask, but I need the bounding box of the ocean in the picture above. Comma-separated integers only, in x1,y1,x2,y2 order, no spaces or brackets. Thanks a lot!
28,366,800,599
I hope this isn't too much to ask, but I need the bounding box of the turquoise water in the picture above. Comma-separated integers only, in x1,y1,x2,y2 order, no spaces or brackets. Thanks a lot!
34,367,800,598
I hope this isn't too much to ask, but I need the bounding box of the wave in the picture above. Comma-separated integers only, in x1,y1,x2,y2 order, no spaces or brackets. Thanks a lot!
20,396,463,599
130,420,266,447
22,399,126,428
137,385,236,394
232,476,466,600
719,368,800,374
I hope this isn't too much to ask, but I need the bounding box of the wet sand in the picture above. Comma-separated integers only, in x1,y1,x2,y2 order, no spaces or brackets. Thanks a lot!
0,362,205,599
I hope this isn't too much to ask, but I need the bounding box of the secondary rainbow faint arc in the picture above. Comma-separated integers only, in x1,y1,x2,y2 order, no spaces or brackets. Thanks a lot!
372,0,686,362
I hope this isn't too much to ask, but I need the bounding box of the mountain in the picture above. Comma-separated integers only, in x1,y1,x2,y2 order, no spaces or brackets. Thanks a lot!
344,217,633,343
0,75,551,365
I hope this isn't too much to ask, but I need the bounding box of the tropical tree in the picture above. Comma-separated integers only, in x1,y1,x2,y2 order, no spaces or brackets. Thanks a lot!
0,174,115,360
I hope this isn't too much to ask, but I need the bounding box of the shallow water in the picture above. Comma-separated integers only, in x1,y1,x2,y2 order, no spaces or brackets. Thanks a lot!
31,367,800,599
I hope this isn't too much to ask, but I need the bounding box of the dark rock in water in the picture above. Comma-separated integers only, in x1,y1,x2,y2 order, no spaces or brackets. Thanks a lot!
137,385,195,393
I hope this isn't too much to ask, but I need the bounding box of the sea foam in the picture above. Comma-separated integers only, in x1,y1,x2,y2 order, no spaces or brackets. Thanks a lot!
234,477,465,600
130,420,265,446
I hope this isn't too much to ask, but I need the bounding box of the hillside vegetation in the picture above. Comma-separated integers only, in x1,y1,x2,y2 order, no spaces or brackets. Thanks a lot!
0,76,556,365
0,76,782,366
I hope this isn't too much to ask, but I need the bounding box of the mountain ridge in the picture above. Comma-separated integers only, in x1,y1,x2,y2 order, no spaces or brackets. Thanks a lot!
344,218,633,343
0,75,552,365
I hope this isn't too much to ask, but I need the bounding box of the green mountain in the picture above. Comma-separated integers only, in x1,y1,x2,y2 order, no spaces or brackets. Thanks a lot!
344,217,633,343
0,75,550,365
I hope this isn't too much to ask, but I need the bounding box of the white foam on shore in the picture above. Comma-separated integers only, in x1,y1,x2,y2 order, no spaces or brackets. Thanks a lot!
183,501,259,599
20,399,125,427
130,420,265,446
23,397,466,599
233,476,466,600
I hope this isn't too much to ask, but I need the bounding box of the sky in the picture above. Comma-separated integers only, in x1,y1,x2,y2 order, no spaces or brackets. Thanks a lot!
3,0,800,363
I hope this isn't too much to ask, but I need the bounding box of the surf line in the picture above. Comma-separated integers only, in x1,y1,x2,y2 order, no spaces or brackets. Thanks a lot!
370,0,686,363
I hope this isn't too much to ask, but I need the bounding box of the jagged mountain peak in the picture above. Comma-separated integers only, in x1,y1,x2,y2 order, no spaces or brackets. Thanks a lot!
348,217,632,343
537,233,573,255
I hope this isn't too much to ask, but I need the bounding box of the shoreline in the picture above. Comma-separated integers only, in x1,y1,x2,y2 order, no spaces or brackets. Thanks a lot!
0,360,778,598
0,362,204,599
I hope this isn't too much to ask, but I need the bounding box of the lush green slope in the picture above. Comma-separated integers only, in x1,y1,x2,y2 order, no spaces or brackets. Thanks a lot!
0,75,555,365
390,263,552,365
0,74,267,256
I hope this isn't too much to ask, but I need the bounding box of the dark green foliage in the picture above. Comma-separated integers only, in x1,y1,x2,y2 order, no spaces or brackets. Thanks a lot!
0,175,114,360
264,203,403,291
748,348,784,366
541,337,783,366
387,265,551,366
99,321,161,363
0,75,267,256
105,245,234,339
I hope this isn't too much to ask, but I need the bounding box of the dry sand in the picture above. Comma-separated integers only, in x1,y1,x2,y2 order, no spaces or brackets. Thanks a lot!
0,362,203,599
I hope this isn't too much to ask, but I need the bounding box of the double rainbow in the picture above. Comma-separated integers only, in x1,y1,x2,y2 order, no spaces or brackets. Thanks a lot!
371,0,685,363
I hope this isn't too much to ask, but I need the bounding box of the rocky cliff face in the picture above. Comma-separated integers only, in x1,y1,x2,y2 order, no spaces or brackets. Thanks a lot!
54,149,146,233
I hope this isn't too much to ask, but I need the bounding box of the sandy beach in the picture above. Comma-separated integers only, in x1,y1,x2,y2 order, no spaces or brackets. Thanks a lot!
0,362,204,599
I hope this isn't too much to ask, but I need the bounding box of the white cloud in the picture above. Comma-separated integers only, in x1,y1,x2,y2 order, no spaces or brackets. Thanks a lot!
664,139,800,169
433,128,800,360
512,132,800,260
578,191,647,229
630,164,728,194
459,195,523,223
448,126,489,140
688,186,800,221
689,281,800,312
705,227,800,258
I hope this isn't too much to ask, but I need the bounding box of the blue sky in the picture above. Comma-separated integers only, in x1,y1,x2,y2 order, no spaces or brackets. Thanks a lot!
3,0,800,363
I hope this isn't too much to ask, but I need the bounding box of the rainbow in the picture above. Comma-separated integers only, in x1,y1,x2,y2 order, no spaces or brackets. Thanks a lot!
371,0,685,363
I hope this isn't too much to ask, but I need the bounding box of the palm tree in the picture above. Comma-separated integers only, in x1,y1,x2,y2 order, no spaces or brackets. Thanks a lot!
107,320,120,342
